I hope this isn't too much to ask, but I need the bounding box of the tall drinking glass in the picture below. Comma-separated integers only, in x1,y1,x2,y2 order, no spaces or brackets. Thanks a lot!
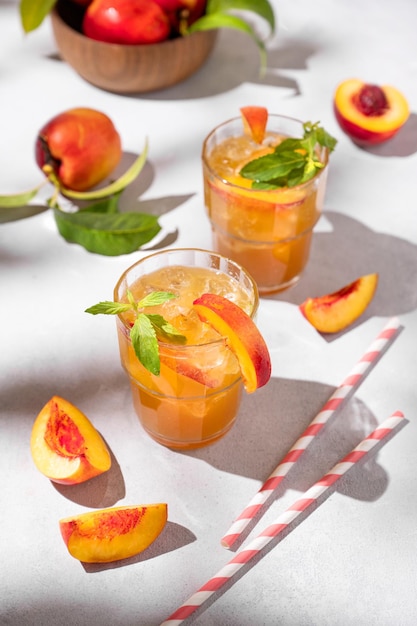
202,114,330,294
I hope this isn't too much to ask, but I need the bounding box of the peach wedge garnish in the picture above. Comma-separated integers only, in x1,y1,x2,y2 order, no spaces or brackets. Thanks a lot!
30,396,111,485
193,293,271,393
240,106,268,144
59,504,168,563
299,273,378,333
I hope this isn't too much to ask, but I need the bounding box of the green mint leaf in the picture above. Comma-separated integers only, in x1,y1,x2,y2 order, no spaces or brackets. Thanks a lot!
84,290,185,375
131,314,160,376
146,314,187,344
240,122,336,189
287,166,309,188
272,137,305,154
127,290,137,310
240,151,306,182
85,301,132,315
53,207,161,256
19,0,56,33
137,292,178,308
316,127,338,151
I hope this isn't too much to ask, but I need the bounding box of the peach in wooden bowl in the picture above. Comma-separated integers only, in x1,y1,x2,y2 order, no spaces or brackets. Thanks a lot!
50,0,218,94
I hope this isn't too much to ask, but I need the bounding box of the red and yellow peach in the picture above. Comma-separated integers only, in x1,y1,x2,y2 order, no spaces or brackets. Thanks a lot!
334,78,409,146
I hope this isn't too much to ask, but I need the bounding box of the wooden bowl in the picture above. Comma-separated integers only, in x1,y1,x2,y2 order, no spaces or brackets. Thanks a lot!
50,1,218,94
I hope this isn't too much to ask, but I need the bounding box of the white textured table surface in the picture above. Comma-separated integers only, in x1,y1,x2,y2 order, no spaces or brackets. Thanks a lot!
1,1,417,624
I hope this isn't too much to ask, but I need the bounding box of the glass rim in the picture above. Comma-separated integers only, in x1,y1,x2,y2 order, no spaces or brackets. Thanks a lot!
202,113,329,193
113,247,259,350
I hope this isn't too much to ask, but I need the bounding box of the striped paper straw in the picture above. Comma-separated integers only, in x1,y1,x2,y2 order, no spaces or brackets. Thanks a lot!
221,316,401,549
161,411,406,626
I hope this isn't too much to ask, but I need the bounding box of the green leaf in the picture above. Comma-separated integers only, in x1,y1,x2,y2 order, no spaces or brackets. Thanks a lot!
287,166,308,188
146,314,187,344
0,185,43,210
206,0,275,33
19,0,56,33
84,291,186,375
78,193,121,215
59,139,149,201
137,292,178,308
240,122,337,189
131,314,160,376
240,151,306,182
188,13,266,70
85,301,132,315
53,208,161,256
316,126,338,151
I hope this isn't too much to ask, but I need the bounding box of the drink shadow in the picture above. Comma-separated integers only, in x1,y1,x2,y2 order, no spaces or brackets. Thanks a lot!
183,376,390,501
268,209,417,336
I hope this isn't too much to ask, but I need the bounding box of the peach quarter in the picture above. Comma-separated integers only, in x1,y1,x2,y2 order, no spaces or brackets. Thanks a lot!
299,273,378,333
59,504,168,563
30,396,111,485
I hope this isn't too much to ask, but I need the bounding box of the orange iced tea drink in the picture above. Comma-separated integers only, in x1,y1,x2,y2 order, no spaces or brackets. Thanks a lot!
202,114,330,293
113,248,259,449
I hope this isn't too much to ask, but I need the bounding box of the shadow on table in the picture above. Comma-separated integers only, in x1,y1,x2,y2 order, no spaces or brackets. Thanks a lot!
268,209,417,338
129,31,311,101
183,375,408,552
184,376,396,497
82,521,196,573
352,113,417,158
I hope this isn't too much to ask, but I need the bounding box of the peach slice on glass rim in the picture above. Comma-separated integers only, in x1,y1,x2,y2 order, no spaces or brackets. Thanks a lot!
59,504,168,563
240,106,268,144
334,79,409,146
299,273,378,333
30,396,111,485
193,293,271,393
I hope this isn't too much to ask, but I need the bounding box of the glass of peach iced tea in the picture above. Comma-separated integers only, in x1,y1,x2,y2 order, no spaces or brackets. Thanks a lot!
89,248,271,450
202,107,336,294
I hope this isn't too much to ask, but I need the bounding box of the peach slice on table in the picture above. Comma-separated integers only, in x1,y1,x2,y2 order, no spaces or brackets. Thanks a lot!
193,293,271,393
334,79,409,146
299,273,378,333
59,504,168,563
30,396,111,485
240,106,268,144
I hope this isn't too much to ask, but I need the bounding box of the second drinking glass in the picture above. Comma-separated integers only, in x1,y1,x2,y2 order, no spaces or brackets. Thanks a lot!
202,113,330,294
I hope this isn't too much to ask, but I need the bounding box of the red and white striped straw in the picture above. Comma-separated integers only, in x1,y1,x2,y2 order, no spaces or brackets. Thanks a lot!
221,316,401,549
161,411,406,626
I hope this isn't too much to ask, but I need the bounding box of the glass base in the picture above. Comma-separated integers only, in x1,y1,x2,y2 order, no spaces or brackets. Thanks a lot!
258,273,301,295
140,418,236,450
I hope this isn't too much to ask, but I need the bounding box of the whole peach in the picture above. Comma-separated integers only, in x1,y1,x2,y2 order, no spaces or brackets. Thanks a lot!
35,107,122,191
82,0,171,45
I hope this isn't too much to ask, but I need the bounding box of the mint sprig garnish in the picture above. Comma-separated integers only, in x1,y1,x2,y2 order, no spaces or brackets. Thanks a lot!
239,121,337,190
85,291,186,375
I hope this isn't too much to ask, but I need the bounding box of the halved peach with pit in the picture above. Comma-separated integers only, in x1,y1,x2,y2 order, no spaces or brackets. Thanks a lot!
30,396,111,485
299,273,378,333
59,504,167,563
240,106,268,144
334,79,409,145
193,293,271,393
